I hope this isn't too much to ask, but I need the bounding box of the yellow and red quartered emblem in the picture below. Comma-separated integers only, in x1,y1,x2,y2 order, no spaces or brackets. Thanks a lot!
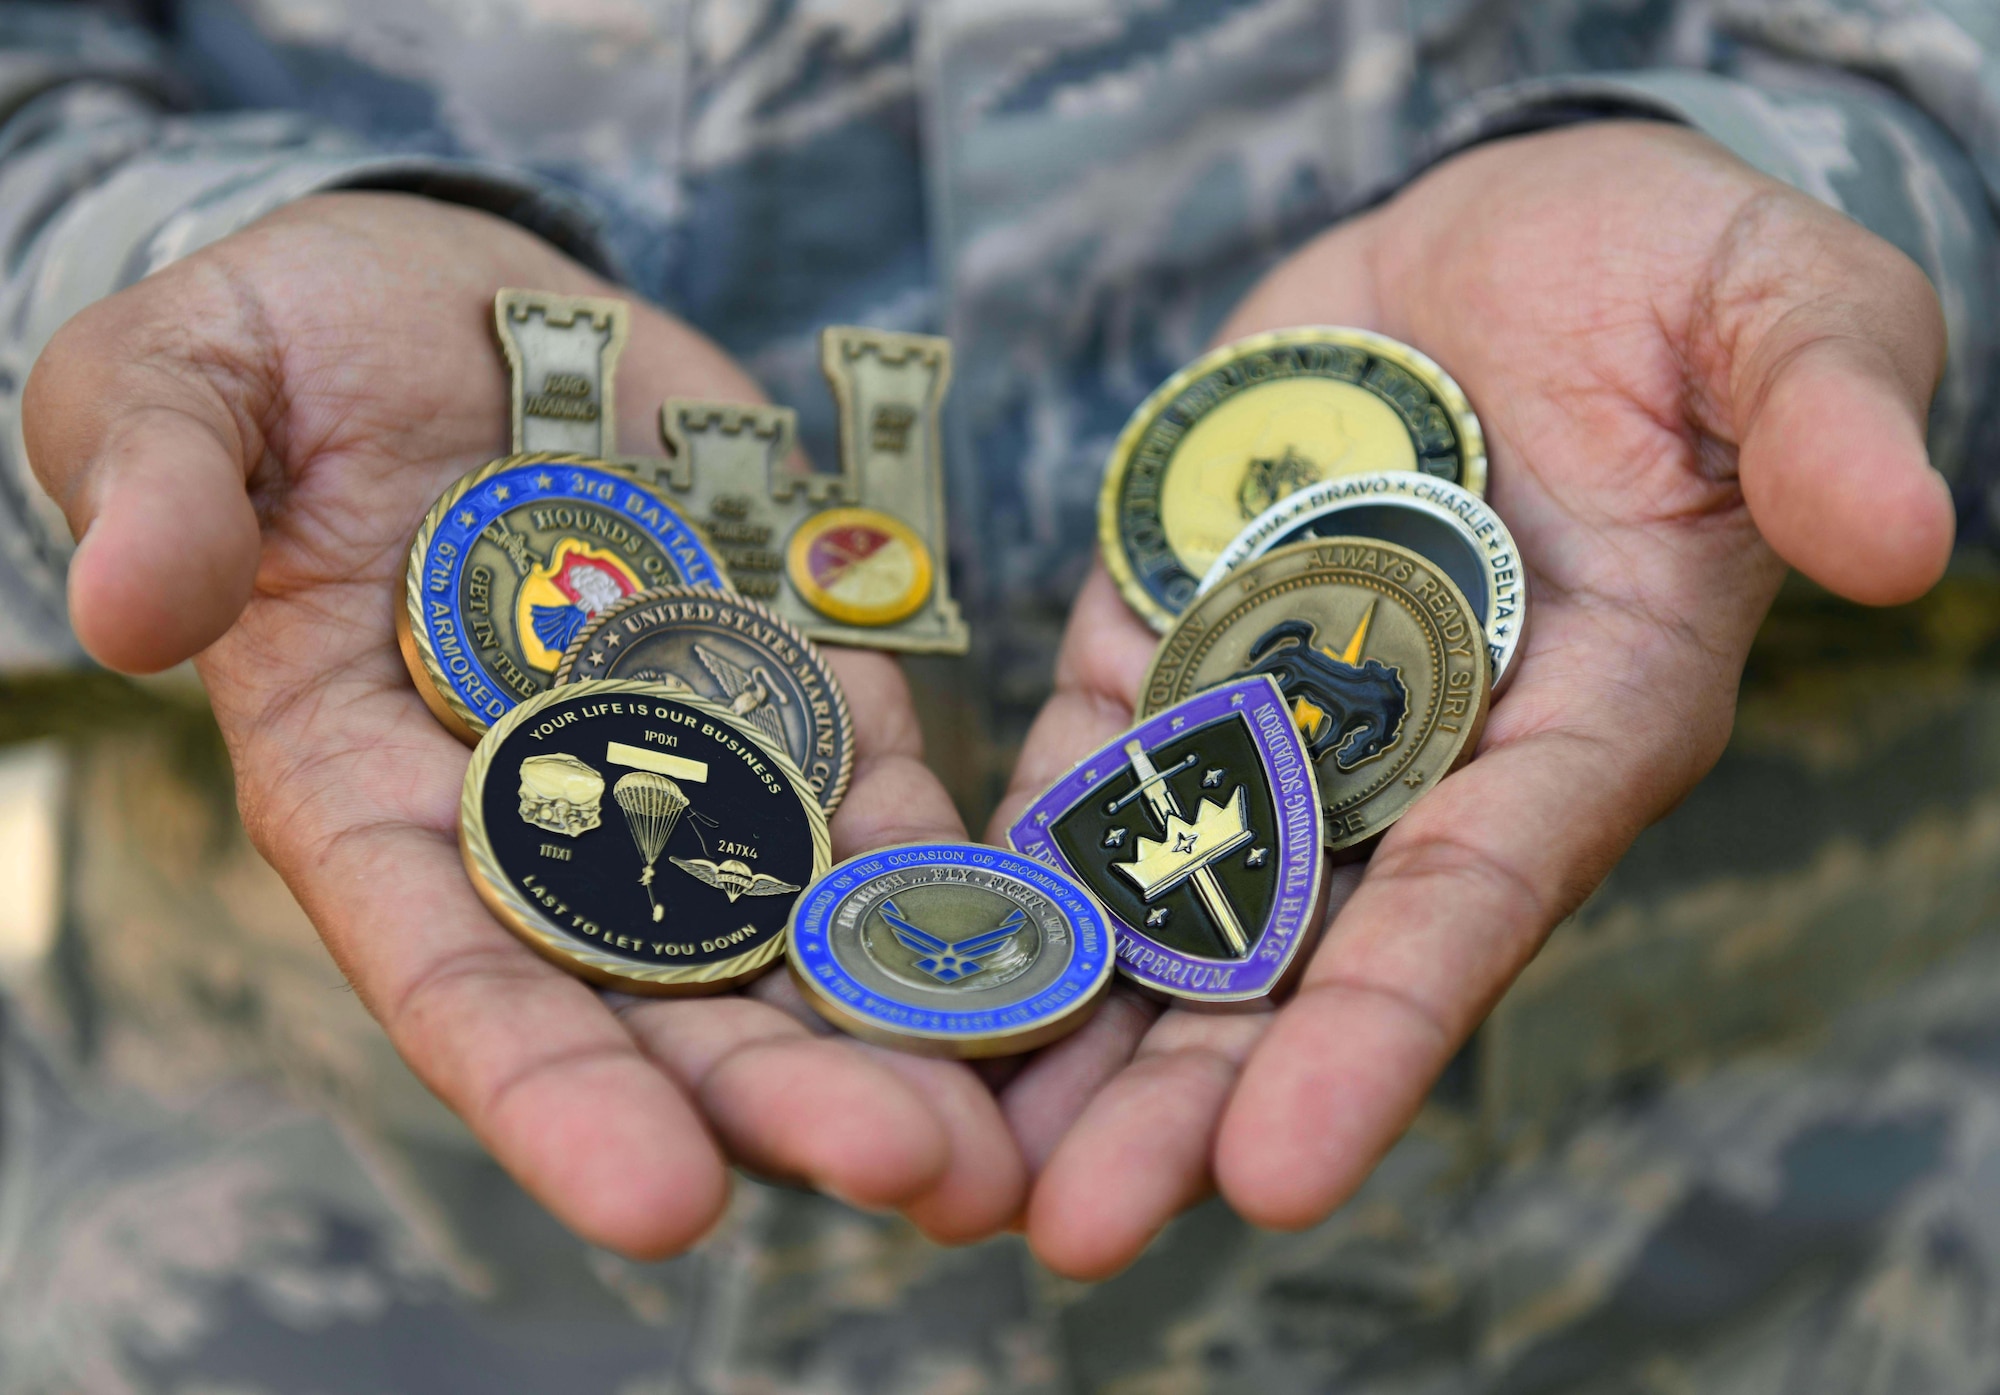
785,507,933,628
515,538,643,672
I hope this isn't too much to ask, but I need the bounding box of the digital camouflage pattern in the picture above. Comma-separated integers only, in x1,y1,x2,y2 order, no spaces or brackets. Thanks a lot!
2,1,2000,1391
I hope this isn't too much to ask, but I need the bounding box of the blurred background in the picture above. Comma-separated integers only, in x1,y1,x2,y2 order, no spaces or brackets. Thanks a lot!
10,564,2000,1391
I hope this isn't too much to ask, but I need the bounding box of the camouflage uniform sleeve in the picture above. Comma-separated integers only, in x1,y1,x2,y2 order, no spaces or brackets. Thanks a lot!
1423,63,2000,538
0,7,618,666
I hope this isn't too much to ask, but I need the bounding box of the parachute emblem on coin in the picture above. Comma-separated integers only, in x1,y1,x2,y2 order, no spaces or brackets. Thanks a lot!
613,772,690,922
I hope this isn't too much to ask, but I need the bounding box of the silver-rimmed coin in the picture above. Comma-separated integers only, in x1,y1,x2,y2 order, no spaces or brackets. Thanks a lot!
554,586,855,816
1197,470,1525,688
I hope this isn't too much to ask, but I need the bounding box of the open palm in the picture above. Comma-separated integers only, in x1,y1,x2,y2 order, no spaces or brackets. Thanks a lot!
990,123,1956,1277
23,192,1027,1255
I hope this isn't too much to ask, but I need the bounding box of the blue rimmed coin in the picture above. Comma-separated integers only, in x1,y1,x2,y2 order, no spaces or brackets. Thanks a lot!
787,843,1114,1057
399,455,728,742
1009,675,1328,1006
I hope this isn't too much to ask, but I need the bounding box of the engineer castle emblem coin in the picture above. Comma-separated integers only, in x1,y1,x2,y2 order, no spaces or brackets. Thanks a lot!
461,680,830,994
1141,538,1490,851
1010,675,1327,1004
787,843,1114,1057
555,586,855,816
1100,327,1486,631
400,456,726,741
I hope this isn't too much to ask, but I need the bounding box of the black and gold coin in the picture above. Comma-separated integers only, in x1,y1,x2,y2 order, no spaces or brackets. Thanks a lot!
460,680,830,994
1100,328,1486,631
555,586,855,816
1139,537,1490,851
400,455,728,742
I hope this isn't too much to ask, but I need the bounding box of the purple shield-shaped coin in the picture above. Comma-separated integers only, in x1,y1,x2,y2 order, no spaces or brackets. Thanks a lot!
1007,674,1326,1005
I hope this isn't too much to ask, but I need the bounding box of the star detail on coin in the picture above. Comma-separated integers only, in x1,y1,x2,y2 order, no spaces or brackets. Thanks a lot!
1146,907,1170,928
586,651,605,667
1230,692,1245,706
493,484,511,501
604,631,621,646
1244,846,1268,868
1035,812,1049,826
1170,717,1186,731
1102,827,1128,848
1404,771,1425,788
535,473,553,489
456,510,476,527
1202,768,1224,788
1083,768,1098,784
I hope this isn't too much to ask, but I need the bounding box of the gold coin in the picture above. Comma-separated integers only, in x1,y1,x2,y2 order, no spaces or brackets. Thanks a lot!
1138,537,1490,851
785,506,934,627
460,680,830,994
1100,328,1486,632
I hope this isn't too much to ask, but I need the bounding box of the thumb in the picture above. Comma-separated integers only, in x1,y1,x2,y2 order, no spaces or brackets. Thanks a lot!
1723,225,1954,606
23,281,266,673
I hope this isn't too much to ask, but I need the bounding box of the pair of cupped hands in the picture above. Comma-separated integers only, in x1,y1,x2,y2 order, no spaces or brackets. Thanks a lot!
23,124,1952,1278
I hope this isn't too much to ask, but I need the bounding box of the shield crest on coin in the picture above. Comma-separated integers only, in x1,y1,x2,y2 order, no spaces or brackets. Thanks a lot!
1008,675,1326,1005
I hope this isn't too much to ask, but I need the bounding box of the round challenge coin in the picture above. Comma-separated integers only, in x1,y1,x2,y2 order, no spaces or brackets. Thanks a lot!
400,454,728,742
1197,470,1527,688
788,843,1115,1058
461,680,830,995
1141,538,1491,852
555,586,855,816
1100,327,1486,632
785,506,934,627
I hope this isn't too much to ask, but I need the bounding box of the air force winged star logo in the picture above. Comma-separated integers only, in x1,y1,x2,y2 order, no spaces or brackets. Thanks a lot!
879,899,1026,984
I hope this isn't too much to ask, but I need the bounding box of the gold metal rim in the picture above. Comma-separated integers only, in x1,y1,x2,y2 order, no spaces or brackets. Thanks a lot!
1098,326,1489,633
785,506,934,627
459,678,833,995
1137,535,1491,852
401,453,713,744
550,583,858,818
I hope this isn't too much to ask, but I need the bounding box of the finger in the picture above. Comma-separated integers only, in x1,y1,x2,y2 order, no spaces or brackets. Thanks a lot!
23,275,268,672
986,566,1154,837
1705,203,1953,605
1213,700,1701,1230
871,1049,1031,1242
1026,1009,1270,1279
824,645,968,852
1736,335,1952,604
700,644,1028,1234
224,683,734,1257
1019,864,1361,1274
1000,988,1158,1172
619,991,952,1211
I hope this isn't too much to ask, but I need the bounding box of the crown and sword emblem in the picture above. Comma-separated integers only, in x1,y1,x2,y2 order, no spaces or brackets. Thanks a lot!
1106,739,1255,956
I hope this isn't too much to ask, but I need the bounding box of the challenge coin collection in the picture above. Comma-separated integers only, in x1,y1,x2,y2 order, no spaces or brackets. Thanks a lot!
409,293,1523,1054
